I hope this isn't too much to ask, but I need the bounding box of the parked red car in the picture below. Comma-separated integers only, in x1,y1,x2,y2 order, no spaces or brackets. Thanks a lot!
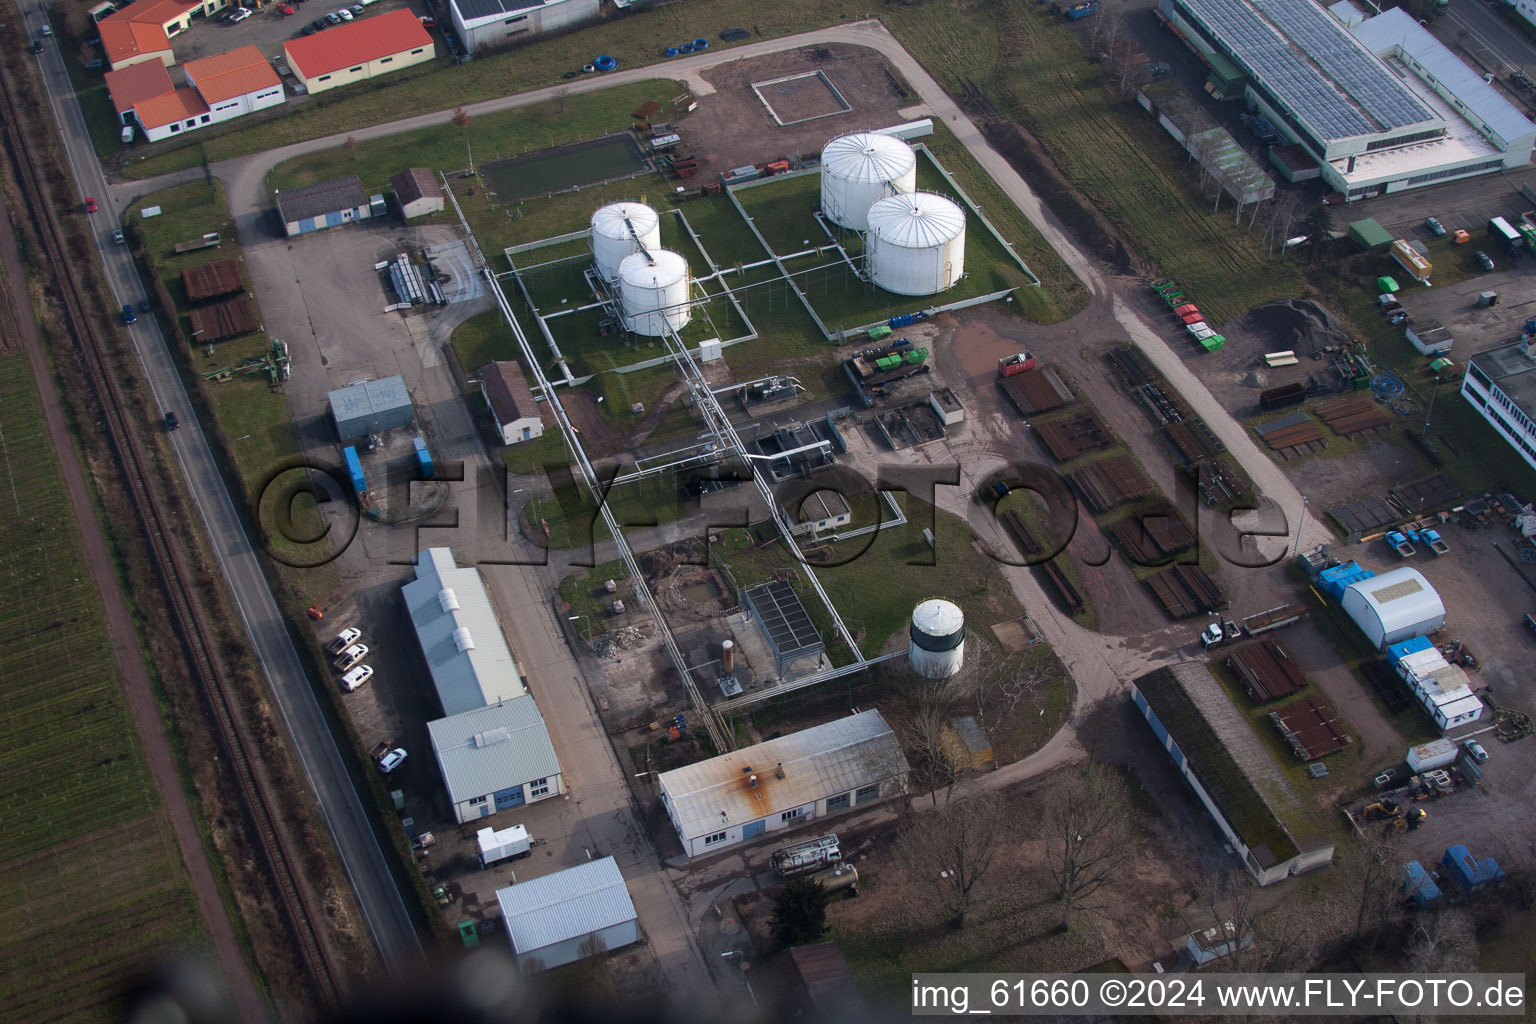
84,196,98,213
278,5,295,13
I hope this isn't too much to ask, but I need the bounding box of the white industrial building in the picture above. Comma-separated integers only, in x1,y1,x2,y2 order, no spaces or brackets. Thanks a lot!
658,710,909,858
1388,637,1483,730
1341,567,1445,651
404,547,562,823
449,0,600,54
1159,0,1533,201
391,168,444,220
1463,341,1536,473
494,857,638,972
476,361,545,446
427,697,561,821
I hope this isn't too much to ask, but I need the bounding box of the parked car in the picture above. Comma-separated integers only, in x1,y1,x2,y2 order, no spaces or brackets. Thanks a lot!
341,664,374,692
1464,739,1488,763
40,23,52,35
334,642,369,670
1425,216,1446,237
164,410,180,431
30,40,45,53
419,14,436,25
278,3,296,12
111,228,125,245
1475,250,1495,271
324,10,340,21
327,625,362,653
335,8,353,19
121,304,137,325
229,6,252,20
349,3,363,12
377,747,407,774
310,16,327,28
84,196,98,213
84,57,103,69
218,8,236,19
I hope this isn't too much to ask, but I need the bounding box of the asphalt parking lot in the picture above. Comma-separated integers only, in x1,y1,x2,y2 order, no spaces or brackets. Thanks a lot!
163,0,422,63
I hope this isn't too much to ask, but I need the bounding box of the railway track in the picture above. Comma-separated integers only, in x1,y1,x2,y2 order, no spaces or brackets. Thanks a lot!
0,56,343,1013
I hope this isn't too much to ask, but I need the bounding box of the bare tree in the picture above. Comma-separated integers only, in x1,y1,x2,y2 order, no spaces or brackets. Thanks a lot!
1252,897,1321,973
1405,909,1478,973
554,84,571,114
578,931,609,959
1192,870,1259,969
1347,828,1403,962
451,106,471,135
345,135,359,160
1493,841,1536,912
895,792,1008,929
890,664,966,807
1041,767,1134,931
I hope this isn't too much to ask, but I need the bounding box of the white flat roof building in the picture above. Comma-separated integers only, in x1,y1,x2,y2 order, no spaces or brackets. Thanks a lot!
1463,341,1536,474
495,857,638,972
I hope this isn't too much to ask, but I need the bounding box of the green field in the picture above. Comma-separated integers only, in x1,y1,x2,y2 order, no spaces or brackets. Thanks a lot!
0,357,204,1022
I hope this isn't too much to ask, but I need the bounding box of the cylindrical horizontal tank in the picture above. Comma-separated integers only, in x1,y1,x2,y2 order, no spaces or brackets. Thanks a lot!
617,249,691,336
909,598,965,679
590,201,661,282
820,132,917,231
866,192,966,296
807,863,859,895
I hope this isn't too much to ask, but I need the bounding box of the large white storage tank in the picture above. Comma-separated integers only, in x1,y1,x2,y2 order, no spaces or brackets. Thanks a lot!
617,249,691,336
909,598,965,679
866,192,966,296
1341,567,1445,651
820,132,917,231
590,202,661,282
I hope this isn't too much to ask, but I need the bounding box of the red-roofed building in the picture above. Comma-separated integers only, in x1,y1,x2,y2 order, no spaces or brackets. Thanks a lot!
135,89,213,141
183,46,284,123
104,61,175,122
97,0,229,70
282,9,435,95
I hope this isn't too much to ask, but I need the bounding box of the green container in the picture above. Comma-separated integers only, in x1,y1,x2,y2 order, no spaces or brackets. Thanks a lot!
1201,335,1225,352
876,354,902,371
868,325,892,341
1377,276,1400,294
904,348,928,365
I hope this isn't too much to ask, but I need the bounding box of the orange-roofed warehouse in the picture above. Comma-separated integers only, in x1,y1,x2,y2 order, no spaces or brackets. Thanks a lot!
282,9,435,95
183,46,284,122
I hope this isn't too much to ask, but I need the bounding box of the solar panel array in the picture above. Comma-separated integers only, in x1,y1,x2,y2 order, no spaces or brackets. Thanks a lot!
1180,0,1437,140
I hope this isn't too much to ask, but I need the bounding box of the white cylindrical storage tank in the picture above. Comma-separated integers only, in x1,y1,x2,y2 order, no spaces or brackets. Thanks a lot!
617,249,691,336
909,598,965,679
820,132,917,231
866,192,966,296
590,201,661,282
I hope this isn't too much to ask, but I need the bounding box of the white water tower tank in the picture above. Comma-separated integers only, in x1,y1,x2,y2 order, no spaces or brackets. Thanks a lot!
820,132,917,231
617,249,691,336
866,192,966,296
590,201,661,282
909,598,965,679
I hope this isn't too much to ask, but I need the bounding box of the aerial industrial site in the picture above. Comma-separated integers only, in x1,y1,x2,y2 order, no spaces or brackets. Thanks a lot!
4,0,1536,1017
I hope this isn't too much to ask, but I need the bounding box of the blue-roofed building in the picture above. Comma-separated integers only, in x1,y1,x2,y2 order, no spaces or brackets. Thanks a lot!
405,547,562,824
449,0,598,55
494,857,638,971
1158,0,1532,201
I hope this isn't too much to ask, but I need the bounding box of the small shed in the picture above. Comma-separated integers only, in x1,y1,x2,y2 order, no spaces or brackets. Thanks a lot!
940,715,993,770
1349,218,1393,250
1406,319,1453,356
275,175,372,237
328,375,414,440
1341,567,1445,650
494,857,638,972
1185,919,1253,965
1269,143,1321,182
391,167,444,219
476,361,544,446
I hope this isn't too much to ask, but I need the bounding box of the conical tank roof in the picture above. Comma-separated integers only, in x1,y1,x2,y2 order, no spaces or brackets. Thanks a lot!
591,201,659,239
821,132,916,185
912,598,964,635
867,192,966,248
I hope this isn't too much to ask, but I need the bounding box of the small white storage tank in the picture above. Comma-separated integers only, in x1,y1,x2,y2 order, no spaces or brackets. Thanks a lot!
909,598,965,679
866,192,966,296
617,249,691,336
590,202,661,282
820,132,917,231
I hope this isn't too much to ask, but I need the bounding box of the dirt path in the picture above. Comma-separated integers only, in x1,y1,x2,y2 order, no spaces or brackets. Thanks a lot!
0,204,266,1022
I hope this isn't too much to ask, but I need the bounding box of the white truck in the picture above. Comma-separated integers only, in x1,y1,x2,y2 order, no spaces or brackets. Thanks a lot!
477,824,532,867
770,834,841,878
1406,738,1458,773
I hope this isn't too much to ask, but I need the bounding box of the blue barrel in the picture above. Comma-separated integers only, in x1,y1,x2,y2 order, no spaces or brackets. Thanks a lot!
594,55,617,71
665,46,679,56
692,37,707,48
679,43,693,53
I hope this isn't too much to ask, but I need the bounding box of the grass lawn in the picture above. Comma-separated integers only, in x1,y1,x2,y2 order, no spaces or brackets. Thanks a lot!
0,358,204,1022
523,475,691,550
265,80,683,196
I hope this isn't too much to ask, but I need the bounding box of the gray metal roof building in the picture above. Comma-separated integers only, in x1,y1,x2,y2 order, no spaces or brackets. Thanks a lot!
275,175,372,236
449,0,599,54
427,696,559,807
403,547,527,716
658,710,908,857
494,856,638,971
328,375,414,441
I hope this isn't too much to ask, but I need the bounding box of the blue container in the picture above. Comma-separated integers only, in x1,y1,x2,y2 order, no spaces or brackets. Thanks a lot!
665,47,679,56
413,436,434,479
344,446,366,494
594,55,617,71
692,37,707,48
889,313,916,328
679,43,693,53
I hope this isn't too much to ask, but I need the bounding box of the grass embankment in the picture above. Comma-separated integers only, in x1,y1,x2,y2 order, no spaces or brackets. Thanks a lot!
0,358,204,1022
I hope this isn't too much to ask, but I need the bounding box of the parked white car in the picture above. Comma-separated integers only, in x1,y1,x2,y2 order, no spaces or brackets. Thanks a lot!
327,626,362,654
229,7,252,21
333,643,368,671
340,664,374,692
335,7,353,19
378,747,407,773
1464,739,1488,763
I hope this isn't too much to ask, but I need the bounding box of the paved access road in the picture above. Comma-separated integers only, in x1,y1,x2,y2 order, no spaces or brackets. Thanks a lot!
1442,0,1536,78
24,10,423,975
